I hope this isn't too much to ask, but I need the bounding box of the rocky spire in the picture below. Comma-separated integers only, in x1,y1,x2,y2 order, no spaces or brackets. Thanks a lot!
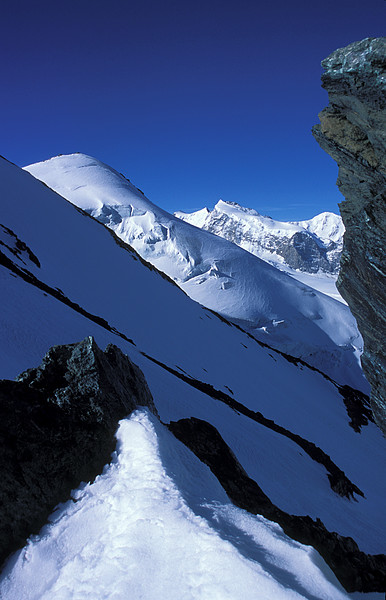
0,337,156,566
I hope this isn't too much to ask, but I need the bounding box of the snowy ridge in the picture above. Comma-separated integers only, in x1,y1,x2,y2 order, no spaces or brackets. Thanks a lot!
25,154,363,389
1,156,385,598
0,411,353,600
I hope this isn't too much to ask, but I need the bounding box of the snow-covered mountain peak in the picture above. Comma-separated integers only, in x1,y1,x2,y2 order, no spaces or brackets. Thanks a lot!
293,212,345,244
213,199,261,218
176,201,344,287
25,153,362,388
174,206,211,229
26,153,159,216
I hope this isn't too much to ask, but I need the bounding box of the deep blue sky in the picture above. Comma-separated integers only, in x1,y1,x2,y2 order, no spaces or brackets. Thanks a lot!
2,1,384,220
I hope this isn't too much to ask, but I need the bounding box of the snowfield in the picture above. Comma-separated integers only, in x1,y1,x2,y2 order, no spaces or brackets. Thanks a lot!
0,155,384,598
25,154,364,390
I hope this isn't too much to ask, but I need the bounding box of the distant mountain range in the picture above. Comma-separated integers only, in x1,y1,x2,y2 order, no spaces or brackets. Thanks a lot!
176,201,344,275
176,200,344,293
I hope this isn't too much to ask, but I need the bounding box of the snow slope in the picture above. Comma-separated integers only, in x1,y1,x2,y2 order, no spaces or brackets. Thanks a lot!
0,411,356,600
24,154,363,389
175,200,344,301
0,156,384,600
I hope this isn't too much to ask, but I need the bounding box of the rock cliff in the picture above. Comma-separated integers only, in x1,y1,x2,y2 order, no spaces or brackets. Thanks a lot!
313,37,386,433
0,337,156,567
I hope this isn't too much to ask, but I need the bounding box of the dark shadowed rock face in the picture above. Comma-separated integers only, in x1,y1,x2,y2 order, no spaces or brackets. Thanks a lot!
313,37,386,434
0,337,156,567
277,230,337,273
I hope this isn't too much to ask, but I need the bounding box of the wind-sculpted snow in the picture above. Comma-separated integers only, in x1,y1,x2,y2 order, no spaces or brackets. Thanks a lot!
1,156,385,596
25,154,364,389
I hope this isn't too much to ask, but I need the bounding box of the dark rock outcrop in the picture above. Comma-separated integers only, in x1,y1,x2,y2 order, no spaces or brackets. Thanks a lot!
0,337,156,567
169,416,386,593
277,230,338,273
313,37,386,433
0,223,41,269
